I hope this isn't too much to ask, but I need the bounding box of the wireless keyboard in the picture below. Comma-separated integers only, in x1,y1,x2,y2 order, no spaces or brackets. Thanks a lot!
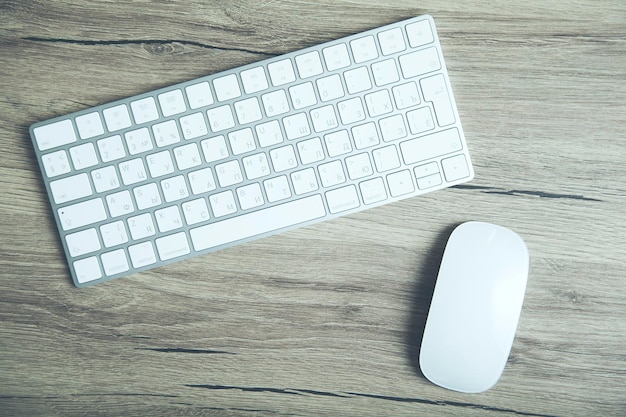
30,15,474,287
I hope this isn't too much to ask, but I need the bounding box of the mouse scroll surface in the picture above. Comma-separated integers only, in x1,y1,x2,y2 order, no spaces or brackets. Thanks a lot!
419,222,529,393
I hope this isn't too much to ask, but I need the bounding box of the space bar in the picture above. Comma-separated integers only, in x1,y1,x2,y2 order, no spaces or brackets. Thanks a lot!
189,194,327,252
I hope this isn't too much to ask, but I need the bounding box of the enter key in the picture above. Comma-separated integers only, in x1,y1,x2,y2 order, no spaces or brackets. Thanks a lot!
420,74,456,127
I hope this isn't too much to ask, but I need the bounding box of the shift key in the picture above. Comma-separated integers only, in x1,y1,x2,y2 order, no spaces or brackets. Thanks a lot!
400,128,462,165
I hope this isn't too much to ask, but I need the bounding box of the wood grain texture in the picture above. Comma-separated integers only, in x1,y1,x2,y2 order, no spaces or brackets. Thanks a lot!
1,0,625,416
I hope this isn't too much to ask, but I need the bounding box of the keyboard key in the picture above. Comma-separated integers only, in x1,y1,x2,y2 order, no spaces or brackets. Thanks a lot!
130,97,159,124
318,160,346,187
173,143,202,170
421,74,456,126
58,198,107,231
101,249,130,276
207,105,235,132
338,97,365,125
91,166,120,193
414,161,440,178
295,51,323,79
200,135,229,163
161,175,189,203
156,232,190,261
392,81,421,109
242,152,270,180
387,169,415,197
190,195,326,251
256,120,284,147
106,190,135,217
346,153,373,180
240,66,269,94
185,81,214,109
125,128,154,155
352,122,380,150
310,105,339,133
236,183,265,210
417,172,443,190
344,67,372,94
283,113,310,140
322,43,351,71
264,175,291,202
119,158,148,185
371,59,400,86
158,89,186,117
268,59,296,86
103,104,132,132
400,128,463,165
350,36,378,63
379,114,407,142
65,228,101,257
128,241,157,268
75,112,105,139
326,185,360,213
442,154,471,182
97,135,126,162
262,90,290,117
74,256,102,284
291,168,319,195
316,74,344,102
133,183,162,210
213,74,241,101
147,150,174,178
182,198,210,225
33,119,77,151
42,150,71,178
373,145,401,172
209,190,237,217
234,97,263,125
378,27,406,55
406,19,434,47
128,213,156,240
297,137,325,165
69,143,98,171
406,107,435,134
100,221,129,248
216,160,243,187
50,173,92,204
161,175,189,202
399,47,441,79
289,82,317,110
188,167,217,195
152,120,181,147
359,177,387,204
364,90,393,117
228,128,257,155
270,145,297,172
155,205,183,232
180,112,208,140
324,130,352,157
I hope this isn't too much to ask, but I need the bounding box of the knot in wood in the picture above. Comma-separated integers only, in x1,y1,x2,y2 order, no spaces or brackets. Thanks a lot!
146,43,175,55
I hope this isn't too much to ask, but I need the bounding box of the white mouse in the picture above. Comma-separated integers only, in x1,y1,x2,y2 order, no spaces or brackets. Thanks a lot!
419,221,529,393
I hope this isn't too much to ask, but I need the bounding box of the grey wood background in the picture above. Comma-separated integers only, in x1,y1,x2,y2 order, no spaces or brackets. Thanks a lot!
1,1,625,416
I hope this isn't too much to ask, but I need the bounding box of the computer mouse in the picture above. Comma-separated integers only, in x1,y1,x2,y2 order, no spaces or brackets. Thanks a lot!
419,221,529,393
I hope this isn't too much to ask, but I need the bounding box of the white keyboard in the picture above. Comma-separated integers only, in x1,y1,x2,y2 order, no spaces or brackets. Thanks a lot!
30,15,474,287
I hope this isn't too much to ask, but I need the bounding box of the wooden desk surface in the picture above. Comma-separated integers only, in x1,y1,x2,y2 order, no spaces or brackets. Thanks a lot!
1,1,624,415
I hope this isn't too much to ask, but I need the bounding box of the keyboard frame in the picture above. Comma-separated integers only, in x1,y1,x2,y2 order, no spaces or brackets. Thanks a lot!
30,14,474,287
